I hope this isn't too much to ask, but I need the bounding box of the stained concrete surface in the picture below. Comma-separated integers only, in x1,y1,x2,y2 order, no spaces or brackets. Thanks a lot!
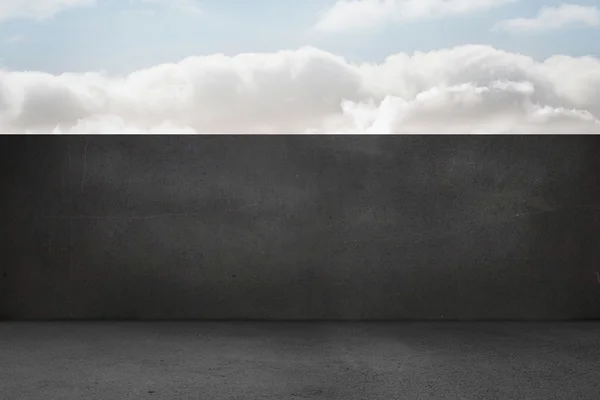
2,135,600,320
1,322,599,399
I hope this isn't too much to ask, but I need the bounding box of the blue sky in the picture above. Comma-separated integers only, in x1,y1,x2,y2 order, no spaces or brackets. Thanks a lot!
1,1,599,133
1,0,599,74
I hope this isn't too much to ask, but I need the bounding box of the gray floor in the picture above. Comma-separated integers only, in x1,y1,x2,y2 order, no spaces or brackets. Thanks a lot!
1,322,599,400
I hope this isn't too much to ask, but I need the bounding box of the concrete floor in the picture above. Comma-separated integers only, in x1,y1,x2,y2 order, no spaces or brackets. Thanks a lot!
1,322,599,400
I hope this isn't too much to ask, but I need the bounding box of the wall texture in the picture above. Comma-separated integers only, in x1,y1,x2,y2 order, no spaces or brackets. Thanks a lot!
1,135,599,320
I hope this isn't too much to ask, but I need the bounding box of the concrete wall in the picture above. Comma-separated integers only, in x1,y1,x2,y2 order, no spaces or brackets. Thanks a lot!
1,135,599,320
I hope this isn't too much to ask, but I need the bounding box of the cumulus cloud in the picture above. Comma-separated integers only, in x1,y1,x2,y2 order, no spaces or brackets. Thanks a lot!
314,0,516,33
1,45,599,133
493,3,600,33
0,0,95,21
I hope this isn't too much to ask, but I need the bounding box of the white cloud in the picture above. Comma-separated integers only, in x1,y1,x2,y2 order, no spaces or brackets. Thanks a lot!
493,3,600,33
1,45,599,133
0,0,95,21
137,0,203,15
4,35,26,44
314,0,516,33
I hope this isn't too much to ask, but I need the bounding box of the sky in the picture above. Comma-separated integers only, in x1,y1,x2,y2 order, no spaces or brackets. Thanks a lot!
0,0,599,133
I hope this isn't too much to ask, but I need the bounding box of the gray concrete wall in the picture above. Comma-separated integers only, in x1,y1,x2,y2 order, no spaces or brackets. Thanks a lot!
1,135,599,320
